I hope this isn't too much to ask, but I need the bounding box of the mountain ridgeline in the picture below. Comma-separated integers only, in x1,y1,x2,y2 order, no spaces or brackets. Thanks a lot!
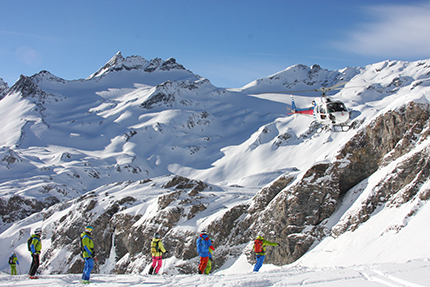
0,52,429,274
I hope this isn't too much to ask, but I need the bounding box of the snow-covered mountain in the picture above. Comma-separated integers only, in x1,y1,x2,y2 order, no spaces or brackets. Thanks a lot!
1,53,430,284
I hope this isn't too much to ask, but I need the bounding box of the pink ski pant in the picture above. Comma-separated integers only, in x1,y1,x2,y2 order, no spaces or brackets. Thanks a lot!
151,256,163,274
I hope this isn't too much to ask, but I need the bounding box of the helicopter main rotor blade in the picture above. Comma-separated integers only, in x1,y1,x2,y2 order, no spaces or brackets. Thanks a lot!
320,81,348,92
329,81,348,90
284,81,349,93
258,91,310,94
255,88,320,94
252,81,350,95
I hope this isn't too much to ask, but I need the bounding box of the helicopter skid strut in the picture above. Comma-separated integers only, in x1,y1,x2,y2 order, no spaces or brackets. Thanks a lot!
310,121,351,133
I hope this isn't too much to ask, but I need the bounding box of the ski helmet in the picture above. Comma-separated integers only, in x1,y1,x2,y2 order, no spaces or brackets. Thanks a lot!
154,232,160,238
34,227,42,234
85,226,93,232
201,229,207,234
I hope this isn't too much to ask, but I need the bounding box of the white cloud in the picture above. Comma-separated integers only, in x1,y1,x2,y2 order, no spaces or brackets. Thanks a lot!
337,2,430,58
16,46,43,67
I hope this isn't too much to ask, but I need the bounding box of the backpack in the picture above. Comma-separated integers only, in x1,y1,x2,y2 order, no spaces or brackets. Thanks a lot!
254,239,263,253
8,256,14,265
27,237,32,251
28,235,40,252
151,240,160,255
80,235,85,254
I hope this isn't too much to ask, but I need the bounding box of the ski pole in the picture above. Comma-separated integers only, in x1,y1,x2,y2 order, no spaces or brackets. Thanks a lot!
94,257,98,273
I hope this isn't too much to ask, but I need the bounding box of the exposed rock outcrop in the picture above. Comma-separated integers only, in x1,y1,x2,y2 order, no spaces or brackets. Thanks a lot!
0,195,60,223
206,102,430,266
0,77,8,100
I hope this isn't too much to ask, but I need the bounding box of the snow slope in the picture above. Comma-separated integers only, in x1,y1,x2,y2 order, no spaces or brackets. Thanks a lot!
1,259,429,286
1,54,430,285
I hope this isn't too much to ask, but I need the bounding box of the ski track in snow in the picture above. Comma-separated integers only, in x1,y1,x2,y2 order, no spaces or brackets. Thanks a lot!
0,260,429,286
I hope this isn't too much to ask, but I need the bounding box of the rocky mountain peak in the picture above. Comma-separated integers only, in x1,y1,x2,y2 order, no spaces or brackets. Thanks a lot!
87,51,127,79
7,75,48,99
87,52,189,80
160,57,186,71
0,77,8,100
108,51,125,66
30,70,66,84
0,77,8,89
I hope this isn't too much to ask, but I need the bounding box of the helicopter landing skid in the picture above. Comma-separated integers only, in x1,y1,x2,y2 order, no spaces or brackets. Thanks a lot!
309,121,350,133
332,124,351,132
309,121,328,133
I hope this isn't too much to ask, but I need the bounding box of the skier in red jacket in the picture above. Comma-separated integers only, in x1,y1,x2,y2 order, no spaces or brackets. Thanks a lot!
253,232,278,272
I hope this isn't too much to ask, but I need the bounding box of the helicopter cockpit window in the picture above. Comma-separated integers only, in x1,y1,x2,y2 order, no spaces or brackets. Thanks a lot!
327,102,347,113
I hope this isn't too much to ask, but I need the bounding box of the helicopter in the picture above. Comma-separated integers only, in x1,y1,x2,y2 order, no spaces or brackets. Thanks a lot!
259,81,351,132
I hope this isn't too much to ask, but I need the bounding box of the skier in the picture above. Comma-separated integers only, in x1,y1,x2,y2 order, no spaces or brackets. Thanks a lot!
28,227,42,279
204,237,215,275
196,229,215,274
253,232,279,272
148,232,167,275
8,253,19,275
81,226,95,284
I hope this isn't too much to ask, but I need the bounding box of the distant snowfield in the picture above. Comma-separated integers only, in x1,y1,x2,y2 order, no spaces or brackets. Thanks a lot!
1,259,429,286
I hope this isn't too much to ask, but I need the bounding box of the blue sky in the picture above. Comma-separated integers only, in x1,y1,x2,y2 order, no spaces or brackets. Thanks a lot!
1,0,430,88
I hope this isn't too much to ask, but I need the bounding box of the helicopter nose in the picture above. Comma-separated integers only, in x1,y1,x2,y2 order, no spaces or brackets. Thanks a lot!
331,111,349,124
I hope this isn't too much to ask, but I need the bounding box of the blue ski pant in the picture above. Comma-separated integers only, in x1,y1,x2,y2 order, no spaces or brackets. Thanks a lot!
253,255,265,272
82,258,94,281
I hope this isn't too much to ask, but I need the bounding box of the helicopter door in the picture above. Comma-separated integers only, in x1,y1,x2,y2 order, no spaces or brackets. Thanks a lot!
319,105,327,119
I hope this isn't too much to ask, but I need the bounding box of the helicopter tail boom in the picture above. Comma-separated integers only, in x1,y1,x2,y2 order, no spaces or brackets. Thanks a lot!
289,96,314,115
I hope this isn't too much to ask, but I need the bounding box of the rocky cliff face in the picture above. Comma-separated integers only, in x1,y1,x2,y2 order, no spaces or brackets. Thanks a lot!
205,101,430,266
332,102,430,236
36,176,214,275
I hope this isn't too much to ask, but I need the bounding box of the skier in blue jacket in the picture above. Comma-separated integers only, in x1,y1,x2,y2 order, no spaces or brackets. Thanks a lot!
196,229,215,274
